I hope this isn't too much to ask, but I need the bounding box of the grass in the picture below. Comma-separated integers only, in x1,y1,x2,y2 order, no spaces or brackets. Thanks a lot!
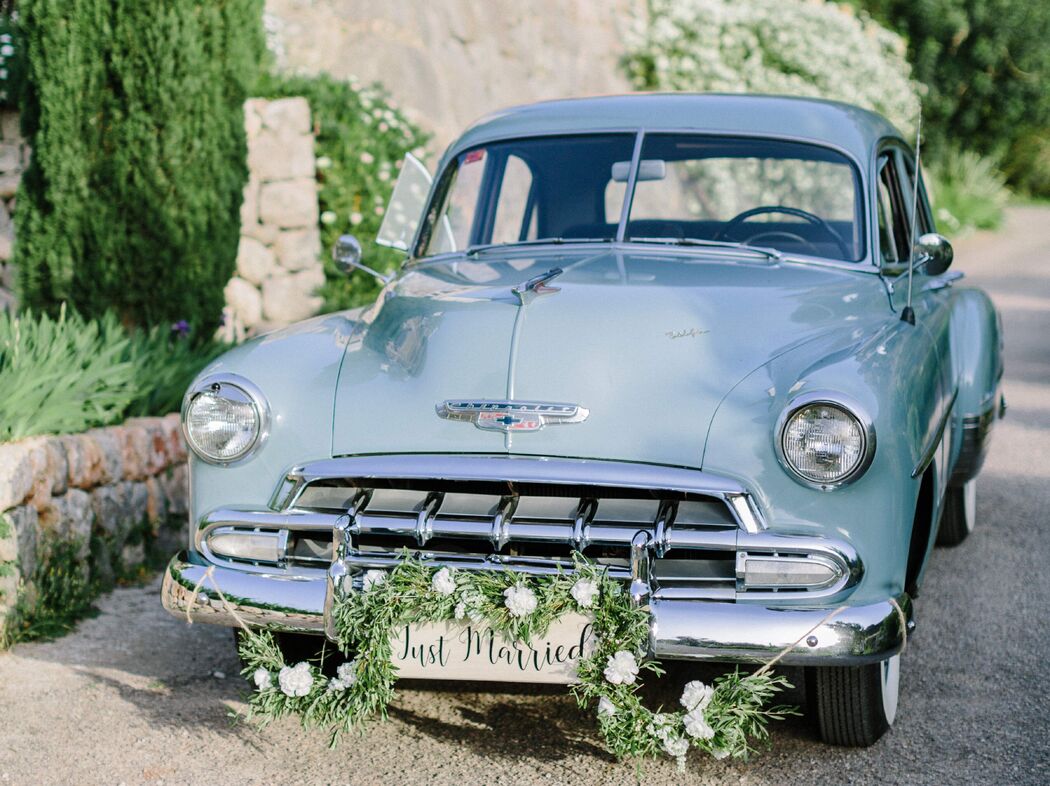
928,149,1011,237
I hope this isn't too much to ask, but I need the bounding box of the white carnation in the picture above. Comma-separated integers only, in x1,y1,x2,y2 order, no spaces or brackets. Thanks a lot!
328,659,358,692
680,680,715,712
431,567,456,596
570,578,598,608
252,668,272,691
454,602,466,620
362,570,386,592
663,735,689,759
683,707,715,740
603,650,639,685
278,662,314,697
597,696,617,717
503,585,538,618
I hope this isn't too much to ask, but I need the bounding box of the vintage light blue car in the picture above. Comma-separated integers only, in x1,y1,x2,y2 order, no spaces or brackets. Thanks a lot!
162,94,1004,746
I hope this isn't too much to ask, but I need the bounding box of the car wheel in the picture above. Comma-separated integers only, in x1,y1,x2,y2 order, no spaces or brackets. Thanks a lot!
936,479,977,546
811,654,899,747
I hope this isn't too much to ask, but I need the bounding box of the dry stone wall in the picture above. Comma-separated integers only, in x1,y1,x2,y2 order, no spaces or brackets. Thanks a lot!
0,415,188,625
223,97,325,339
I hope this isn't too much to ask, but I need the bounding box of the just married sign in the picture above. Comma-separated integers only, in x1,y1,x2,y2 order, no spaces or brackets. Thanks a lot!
390,613,596,683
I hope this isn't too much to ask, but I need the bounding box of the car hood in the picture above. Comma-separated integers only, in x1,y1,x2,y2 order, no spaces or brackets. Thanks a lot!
332,248,889,468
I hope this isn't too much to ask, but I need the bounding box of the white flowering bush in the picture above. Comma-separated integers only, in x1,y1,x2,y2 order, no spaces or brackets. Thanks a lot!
0,15,22,109
233,554,795,766
623,0,921,138
257,72,429,311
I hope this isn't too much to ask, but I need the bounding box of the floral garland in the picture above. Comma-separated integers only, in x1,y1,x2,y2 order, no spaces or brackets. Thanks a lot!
236,554,796,766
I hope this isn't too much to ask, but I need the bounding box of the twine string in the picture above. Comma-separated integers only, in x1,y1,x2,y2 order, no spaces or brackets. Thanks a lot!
183,564,253,633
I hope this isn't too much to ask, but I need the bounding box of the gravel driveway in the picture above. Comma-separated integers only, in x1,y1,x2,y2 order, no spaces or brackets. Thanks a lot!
1,208,1048,785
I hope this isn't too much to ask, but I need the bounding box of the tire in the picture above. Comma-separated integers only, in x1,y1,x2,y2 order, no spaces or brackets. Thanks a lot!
936,479,977,547
811,655,900,747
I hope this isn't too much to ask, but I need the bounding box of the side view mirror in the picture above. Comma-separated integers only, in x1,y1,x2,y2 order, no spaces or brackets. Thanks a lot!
914,232,953,276
333,234,391,284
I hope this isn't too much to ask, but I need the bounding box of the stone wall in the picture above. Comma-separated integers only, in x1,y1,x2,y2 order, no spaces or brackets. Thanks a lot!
223,97,324,340
0,108,26,313
0,415,188,625
264,0,641,152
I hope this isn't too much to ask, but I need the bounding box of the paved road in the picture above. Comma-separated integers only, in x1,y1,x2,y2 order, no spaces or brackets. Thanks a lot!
1,209,1048,785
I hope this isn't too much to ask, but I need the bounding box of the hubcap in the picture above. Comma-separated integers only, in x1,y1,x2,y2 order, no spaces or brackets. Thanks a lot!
880,654,900,725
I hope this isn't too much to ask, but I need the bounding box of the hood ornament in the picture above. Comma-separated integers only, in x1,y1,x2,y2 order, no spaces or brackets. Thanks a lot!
512,268,563,306
437,399,588,433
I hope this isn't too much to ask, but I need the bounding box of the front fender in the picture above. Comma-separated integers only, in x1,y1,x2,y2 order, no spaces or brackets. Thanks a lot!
701,319,938,605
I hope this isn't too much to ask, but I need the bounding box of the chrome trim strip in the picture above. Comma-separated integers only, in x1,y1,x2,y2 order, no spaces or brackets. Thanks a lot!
774,390,877,490
161,552,903,666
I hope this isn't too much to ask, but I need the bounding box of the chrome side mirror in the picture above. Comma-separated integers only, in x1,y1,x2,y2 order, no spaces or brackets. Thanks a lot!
914,232,953,276
332,234,391,284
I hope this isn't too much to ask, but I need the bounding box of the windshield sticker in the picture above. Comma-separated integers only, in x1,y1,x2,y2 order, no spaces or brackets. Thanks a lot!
463,149,486,165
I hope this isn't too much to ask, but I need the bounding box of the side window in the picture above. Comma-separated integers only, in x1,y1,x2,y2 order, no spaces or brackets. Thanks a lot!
901,156,933,236
491,155,537,244
876,153,911,264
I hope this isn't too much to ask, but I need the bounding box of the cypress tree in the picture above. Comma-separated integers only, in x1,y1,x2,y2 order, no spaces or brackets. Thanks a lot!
16,0,265,332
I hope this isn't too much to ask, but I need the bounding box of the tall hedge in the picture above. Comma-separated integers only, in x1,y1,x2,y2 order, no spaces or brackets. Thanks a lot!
16,0,265,332
857,0,1050,186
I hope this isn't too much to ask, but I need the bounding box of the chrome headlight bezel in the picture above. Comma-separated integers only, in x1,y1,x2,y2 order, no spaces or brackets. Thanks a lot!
774,391,876,490
181,373,271,465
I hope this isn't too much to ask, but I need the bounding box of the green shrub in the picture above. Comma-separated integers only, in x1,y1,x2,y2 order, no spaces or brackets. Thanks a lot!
255,72,430,311
856,0,1050,193
1003,130,1050,199
2,538,96,646
15,0,266,332
624,0,922,138
0,308,226,442
927,148,1009,235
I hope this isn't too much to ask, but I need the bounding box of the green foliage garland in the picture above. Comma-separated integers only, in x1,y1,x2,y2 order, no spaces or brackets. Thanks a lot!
237,554,795,765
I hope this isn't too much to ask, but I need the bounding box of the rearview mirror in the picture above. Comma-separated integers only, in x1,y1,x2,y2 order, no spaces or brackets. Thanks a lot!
611,159,666,183
913,232,953,276
333,234,391,284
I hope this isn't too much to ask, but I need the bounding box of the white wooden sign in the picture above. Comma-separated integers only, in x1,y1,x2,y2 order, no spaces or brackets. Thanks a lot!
390,613,596,684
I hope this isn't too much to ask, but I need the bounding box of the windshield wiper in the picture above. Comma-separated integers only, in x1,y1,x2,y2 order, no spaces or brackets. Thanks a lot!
465,237,611,257
630,236,782,261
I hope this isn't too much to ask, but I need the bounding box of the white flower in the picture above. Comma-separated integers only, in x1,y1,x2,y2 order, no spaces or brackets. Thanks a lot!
350,211,363,226
252,668,272,691
362,570,385,592
315,156,332,169
680,680,715,712
359,151,375,164
503,584,538,617
683,707,715,739
454,602,467,620
597,696,617,717
320,210,336,225
278,662,314,697
431,567,456,596
663,735,689,759
0,45,12,56
570,578,599,608
603,650,639,685
328,659,358,692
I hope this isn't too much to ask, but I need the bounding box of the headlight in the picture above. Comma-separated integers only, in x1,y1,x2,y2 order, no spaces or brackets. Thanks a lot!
182,374,269,464
776,393,874,489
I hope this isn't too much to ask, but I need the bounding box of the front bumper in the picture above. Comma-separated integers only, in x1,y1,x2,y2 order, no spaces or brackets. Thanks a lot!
162,551,912,666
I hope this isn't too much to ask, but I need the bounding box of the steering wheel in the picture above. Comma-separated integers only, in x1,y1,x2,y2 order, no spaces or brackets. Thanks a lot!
714,205,850,258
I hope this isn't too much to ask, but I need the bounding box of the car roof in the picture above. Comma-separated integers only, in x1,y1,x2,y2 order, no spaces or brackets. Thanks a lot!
442,93,906,170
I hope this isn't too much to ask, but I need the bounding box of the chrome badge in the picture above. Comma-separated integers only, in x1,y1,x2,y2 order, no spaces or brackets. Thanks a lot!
436,400,589,433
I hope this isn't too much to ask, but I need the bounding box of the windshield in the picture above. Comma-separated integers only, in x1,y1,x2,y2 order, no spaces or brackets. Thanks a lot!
416,133,864,261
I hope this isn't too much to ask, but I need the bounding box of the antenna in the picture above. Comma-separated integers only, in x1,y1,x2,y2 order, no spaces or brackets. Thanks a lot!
901,116,922,326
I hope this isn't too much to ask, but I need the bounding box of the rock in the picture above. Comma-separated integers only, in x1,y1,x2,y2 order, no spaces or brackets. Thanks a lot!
90,485,125,538
240,176,260,228
0,441,35,511
0,173,19,199
4,505,38,579
244,100,263,140
261,269,325,323
0,143,20,173
248,129,315,181
145,476,168,527
63,433,105,489
121,541,146,568
0,286,15,313
0,110,20,143
125,481,149,531
46,440,69,496
51,489,95,548
236,236,277,285
241,219,280,246
118,422,151,481
262,97,312,137
163,465,189,518
258,179,318,229
274,228,322,272
0,525,17,563
160,413,187,462
1,259,14,289
224,276,263,327
86,427,124,484
0,231,11,262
